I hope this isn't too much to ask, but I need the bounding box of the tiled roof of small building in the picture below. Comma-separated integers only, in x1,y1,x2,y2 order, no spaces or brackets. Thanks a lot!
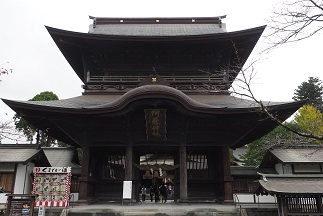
42,147,81,174
0,148,40,163
0,145,49,166
42,147,80,167
258,174,323,195
269,147,323,163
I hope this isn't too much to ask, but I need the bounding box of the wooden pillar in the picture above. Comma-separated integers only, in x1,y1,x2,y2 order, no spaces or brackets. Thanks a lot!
179,146,188,202
223,146,233,203
78,146,90,202
133,150,140,202
277,196,282,216
282,196,287,216
173,153,179,202
316,195,322,213
125,146,133,181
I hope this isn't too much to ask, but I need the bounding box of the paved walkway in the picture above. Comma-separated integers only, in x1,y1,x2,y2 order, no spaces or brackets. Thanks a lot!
65,201,277,215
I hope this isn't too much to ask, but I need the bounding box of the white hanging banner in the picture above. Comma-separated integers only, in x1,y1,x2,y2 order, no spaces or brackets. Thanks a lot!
122,181,132,199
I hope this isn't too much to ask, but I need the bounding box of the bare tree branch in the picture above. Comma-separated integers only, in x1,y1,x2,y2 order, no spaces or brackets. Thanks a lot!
231,60,323,141
0,118,24,143
264,0,323,52
0,62,13,81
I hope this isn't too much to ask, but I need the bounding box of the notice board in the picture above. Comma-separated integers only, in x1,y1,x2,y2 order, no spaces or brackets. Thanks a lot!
122,181,132,199
5,195,35,216
32,167,71,207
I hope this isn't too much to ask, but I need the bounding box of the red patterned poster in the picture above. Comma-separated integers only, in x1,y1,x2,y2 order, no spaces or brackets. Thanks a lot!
32,167,71,207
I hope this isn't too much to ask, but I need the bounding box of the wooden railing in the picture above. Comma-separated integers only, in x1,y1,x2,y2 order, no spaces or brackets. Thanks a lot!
233,179,258,193
286,197,322,215
88,75,228,84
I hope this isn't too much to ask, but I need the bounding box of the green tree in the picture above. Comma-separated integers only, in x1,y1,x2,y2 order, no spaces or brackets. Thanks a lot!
293,77,323,112
294,104,323,139
241,122,311,166
14,91,59,146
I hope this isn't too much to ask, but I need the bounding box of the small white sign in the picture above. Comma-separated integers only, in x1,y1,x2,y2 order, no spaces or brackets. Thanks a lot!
33,167,71,173
122,181,132,199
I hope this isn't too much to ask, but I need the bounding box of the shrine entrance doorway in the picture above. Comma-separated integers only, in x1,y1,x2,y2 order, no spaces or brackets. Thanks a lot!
137,153,176,202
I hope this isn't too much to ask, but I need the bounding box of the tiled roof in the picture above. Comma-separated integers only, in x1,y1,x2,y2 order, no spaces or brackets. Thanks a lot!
2,85,291,110
269,148,323,163
42,148,81,174
88,16,227,36
89,24,227,36
0,146,42,163
258,174,323,194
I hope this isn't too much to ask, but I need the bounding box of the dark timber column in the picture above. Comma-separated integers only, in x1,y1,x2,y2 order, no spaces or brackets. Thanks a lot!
79,146,90,202
179,146,188,202
223,146,233,203
125,146,133,181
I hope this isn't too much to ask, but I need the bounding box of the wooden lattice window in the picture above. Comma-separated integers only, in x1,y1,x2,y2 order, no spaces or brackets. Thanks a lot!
232,178,258,193
187,154,209,179
0,172,14,193
102,154,125,179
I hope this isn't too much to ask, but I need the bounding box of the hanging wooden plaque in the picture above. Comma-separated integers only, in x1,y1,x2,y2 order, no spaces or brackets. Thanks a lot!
145,109,167,141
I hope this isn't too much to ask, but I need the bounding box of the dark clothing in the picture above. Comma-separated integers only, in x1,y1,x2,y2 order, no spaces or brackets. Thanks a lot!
153,184,160,203
149,186,154,202
160,185,168,203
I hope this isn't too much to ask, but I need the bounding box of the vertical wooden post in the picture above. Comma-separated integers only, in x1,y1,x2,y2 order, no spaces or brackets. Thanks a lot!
316,195,321,213
179,146,188,202
282,196,288,216
133,150,140,202
78,146,90,202
223,146,233,203
125,146,133,181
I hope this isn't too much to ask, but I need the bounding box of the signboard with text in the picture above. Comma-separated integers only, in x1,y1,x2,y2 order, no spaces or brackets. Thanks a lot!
32,167,71,207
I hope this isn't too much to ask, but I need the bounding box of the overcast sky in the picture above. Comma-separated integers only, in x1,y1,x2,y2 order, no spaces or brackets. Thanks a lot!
1,0,322,129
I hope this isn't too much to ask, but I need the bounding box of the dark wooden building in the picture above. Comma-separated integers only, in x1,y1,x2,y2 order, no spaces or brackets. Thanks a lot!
2,16,304,203
256,146,323,215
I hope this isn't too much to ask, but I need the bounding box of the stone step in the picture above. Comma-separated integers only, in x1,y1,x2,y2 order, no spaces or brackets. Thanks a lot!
68,211,239,216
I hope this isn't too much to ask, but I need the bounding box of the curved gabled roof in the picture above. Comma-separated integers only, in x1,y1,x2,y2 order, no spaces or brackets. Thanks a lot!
2,85,304,148
1,85,301,114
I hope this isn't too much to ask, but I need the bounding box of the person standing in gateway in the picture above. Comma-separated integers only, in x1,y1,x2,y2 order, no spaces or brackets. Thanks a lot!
160,184,168,203
141,186,147,202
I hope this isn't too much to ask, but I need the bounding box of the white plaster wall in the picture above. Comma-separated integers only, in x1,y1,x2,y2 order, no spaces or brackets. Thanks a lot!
13,163,35,194
275,163,283,174
283,164,293,174
0,164,15,172
0,193,7,204
234,194,276,203
256,195,276,203
294,164,321,173
24,163,35,194
69,193,79,202
234,194,255,203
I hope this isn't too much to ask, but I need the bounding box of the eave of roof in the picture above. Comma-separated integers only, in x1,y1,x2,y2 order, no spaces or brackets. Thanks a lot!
46,24,265,83
259,146,323,168
258,174,323,195
1,85,305,115
46,23,265,40
269,148,323,164
0,145,49,165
